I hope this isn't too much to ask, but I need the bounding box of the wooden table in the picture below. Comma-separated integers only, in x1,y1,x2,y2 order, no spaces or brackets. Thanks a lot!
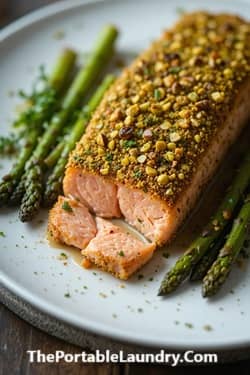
0,1,250,373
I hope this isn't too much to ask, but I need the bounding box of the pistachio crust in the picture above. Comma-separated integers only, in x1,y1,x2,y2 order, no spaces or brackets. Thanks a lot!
70,12,250,205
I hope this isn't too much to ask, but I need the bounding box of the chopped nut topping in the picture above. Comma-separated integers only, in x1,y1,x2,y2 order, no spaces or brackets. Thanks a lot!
211,91,225,102
119,126,134,139
140,102,150,111
100,167,109,175
137,154,147,164
141,142,151,152
143,129,153,139
188,92,198,102
223,68,233,78
163,75,175,87
164,151,174,162
126,104,140,116
155,140,167,151
160,121,172,130
96,133,106,147
194,134,201,143
108,140,115,150
121,156,130,166
166,188,174,196
110,130,118,138
167,142,176,150
146,166,157,176
70,12,250,205
157,174,169,185
170,132,181,142
124,115,133,126
178,173,185,180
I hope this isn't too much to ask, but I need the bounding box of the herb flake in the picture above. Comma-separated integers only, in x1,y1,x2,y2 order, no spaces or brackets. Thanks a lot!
154,89,161,101
118,251,125,257
133,169,142,178
62,201,73,213
123,139,137,148
168,66,182,74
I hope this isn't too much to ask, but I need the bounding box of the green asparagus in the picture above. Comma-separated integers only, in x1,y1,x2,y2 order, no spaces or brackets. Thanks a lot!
45,139,65,168
9,173,27,206
19,165,43,222
202,194,250,297
0,134,19,155
0,48,77,206
19,25,118,222
158,151,250,296
189,233,226,281
43,74,115,207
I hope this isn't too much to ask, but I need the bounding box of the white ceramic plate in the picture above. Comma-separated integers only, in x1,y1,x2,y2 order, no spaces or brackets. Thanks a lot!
1,0,250,351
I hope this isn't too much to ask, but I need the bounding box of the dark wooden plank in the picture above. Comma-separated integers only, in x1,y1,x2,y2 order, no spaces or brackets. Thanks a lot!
0,0,56,27
128,360,250,374
0,304,121,375
0,304,32,375
28,324,121,375
0,1,8,27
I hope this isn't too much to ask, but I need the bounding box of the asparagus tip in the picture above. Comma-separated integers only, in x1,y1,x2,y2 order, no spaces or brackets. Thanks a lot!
157,288,164,297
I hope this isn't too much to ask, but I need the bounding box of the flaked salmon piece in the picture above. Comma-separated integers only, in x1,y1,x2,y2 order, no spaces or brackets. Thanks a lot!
117,185,170,244
48,197,155,279
82,217,156,279
63,167,121,218
48,196,97,249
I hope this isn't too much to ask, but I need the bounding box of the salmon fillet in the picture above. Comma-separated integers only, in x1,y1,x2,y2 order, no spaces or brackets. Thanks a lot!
64,12,250,245
117,79,250,243
48,196,97,249
82,217,156,279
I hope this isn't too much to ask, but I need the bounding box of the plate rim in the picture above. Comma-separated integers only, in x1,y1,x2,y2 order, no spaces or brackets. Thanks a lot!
1,282,250,360
1,0,250,352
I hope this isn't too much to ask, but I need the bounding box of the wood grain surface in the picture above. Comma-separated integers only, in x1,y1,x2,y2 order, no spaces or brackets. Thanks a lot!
0,1,250,374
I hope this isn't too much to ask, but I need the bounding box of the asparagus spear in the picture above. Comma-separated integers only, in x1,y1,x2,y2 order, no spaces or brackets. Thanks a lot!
19,25,118,222
43,74,115,207
9,173,27,206
19,165,43,221
0,48,77,206
190,234,226,281
45,139,65,168
202,194,250,297
0,134,18,155
158,151,250,296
